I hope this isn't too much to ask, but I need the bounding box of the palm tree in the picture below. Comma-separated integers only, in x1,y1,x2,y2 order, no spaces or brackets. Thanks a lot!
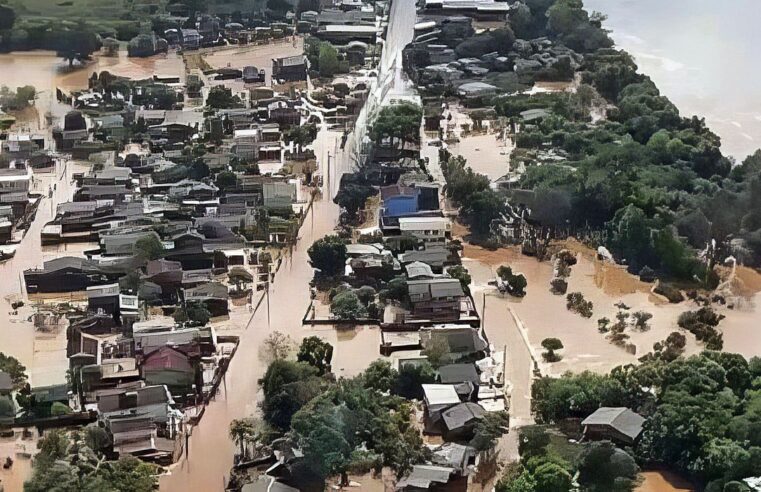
229,418,256,459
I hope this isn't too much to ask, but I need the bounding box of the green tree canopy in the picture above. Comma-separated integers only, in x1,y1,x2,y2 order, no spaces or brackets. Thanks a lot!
308,235,347,277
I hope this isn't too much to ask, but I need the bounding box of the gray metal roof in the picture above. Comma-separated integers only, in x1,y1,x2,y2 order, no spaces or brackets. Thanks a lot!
405,261,434,279
441,402,485,431
396,465,454,490
437,363,479,385
582,407,645,441
408,278,464,300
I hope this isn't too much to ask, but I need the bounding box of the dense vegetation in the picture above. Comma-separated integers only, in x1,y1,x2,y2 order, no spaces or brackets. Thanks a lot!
25,428,159,491
531,351,761,490
493,0,761,279
253,341,429,487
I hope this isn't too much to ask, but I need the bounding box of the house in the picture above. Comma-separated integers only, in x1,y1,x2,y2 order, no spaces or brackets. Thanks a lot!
398,245,451,271
396,464,457,490
422,384,462,430
272,55,308,82
181,29,201,49
437,363,479,386
141,346,197,400
315,24,377,43
399,217,450,245
381,184,420,218
441,402,485,440
420,326,487,363
581,407,645,445
243,66,266,84
430,442,478,475
183,281,229,317
408,278,465,322
24,257,114,293
87,283,121,317
263,181,297,210
405,261,436,280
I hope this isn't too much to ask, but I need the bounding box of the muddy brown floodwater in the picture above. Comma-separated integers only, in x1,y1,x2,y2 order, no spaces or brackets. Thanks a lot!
458,236,761,378
0,50,184,130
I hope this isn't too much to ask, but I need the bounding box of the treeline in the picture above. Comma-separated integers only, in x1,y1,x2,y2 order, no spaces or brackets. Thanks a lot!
531,351,761,491
495,0,761,278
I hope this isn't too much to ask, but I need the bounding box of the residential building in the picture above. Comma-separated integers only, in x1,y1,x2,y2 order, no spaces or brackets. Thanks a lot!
581,407,645,445
399,216,450,244
272,55,308,82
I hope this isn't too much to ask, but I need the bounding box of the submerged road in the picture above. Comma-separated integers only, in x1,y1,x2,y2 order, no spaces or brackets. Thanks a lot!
160,0,417,489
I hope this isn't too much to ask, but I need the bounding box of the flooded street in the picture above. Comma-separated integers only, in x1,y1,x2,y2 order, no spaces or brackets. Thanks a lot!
159,128,345,491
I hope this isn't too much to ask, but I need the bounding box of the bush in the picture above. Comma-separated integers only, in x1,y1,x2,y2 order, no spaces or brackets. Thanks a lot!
566,292,593,318
50,402,71,416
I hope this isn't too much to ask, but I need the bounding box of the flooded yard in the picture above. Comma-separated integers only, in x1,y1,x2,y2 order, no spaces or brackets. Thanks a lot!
636,470,695,492
459,235,761,378
203,38,303,89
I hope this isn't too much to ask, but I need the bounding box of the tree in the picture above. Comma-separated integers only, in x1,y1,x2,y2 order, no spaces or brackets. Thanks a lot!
541,338,563,362
0,5,15,31
318,43,340,78
392,362,435,399
462,190,506,236
206,86,241,109
607,204,652,270
174,302,211,326
497,265,528,297
297,337,334,375
215,170,237,190
566,292,593,318
308,235,347,276
363,360,398,393
262,331,296,362
134,234,164,261
469,411,509,450
285,123,318,153
331,290,367,320
296,0,321,14
26,430,158,492
577,441,638,492
532,461,572,492
446,265,471,293
57,28,101,67
370,102,423,151
379,276,409,304
334,182,376,220
0,352,28,389
229,418,257,458
259,359,324,430
290,379,428,484
496,469,536,492
355,286,377,305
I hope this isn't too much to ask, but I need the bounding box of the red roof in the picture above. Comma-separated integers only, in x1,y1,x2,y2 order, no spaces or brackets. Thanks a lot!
141,346,193,372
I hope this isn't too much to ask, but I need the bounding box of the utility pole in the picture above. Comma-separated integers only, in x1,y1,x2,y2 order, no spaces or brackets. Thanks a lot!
266,282,271,328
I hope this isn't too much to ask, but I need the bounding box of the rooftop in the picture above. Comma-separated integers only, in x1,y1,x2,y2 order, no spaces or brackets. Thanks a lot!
582,407,645,441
